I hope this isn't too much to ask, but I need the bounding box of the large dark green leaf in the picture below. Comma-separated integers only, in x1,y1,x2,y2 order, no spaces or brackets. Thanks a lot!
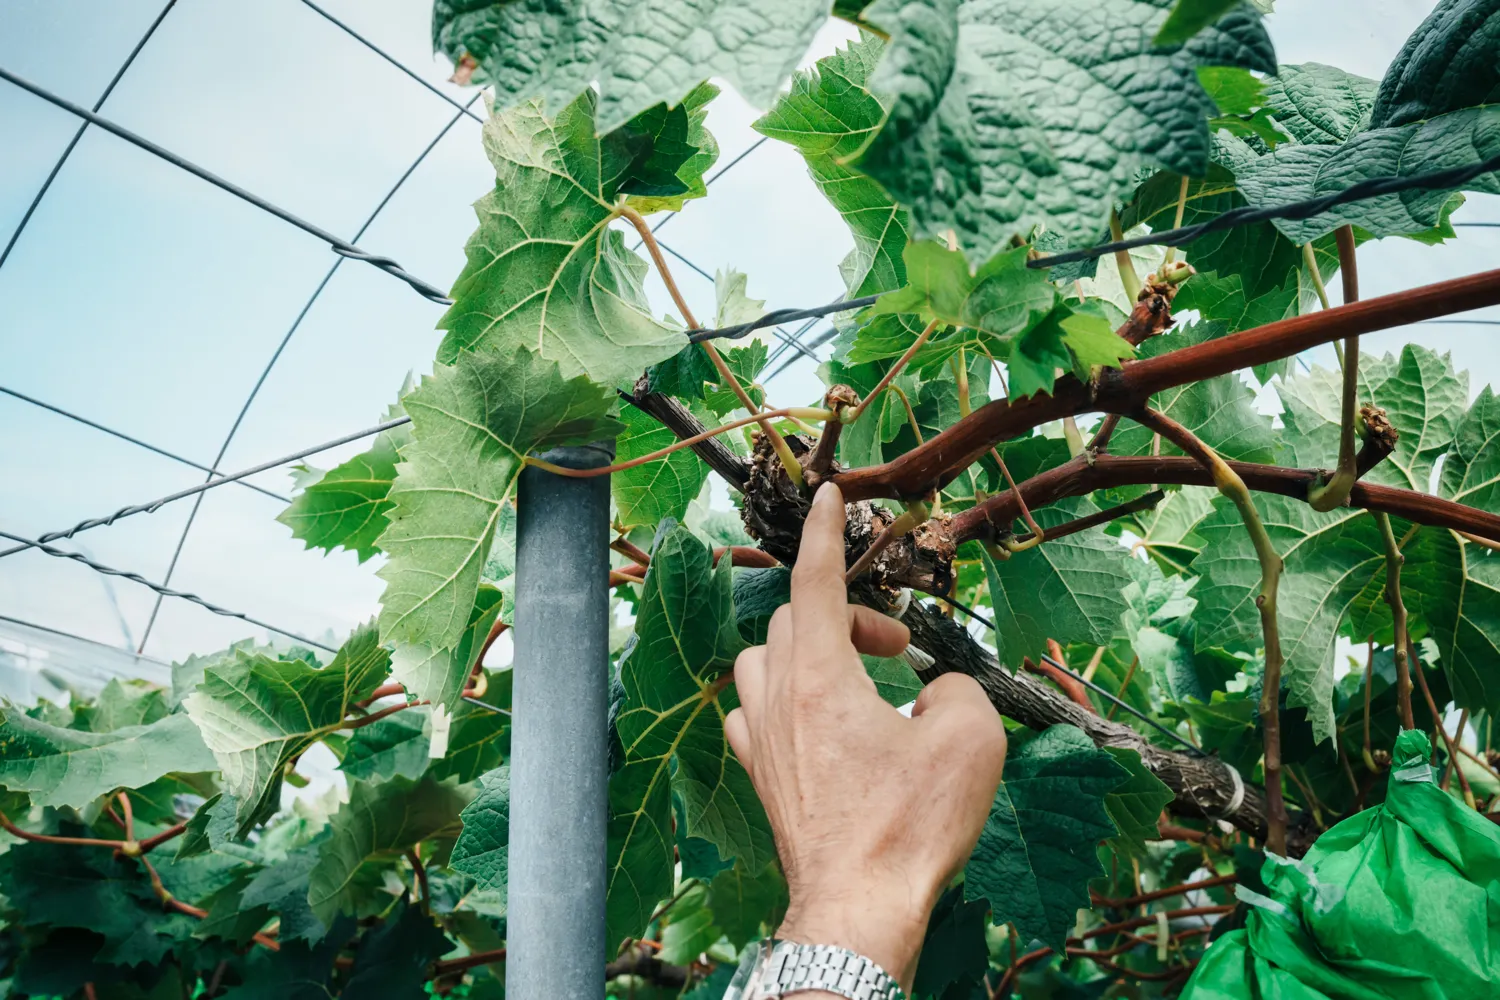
982,500,1132,667
432,0,831,133
853,0,1275,256
1369,0,1500,129
308,775,472,923
964,726,1128,949
450,766,509,896
1263,62,1376,144
342,897,454,1000
608,523,773,953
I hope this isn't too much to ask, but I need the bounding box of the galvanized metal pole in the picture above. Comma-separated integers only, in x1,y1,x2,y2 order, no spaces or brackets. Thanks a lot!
509,442,614,998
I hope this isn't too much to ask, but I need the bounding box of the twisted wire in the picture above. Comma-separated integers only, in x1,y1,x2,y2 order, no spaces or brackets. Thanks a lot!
0,65,452,303
0,417,410,560
0,530,337,653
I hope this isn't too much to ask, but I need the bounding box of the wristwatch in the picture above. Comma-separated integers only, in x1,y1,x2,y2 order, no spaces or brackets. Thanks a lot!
723,938,906,1000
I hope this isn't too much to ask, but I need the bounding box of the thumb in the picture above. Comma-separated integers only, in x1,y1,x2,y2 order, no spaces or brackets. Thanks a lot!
912,674,1008,770
911,672,993,720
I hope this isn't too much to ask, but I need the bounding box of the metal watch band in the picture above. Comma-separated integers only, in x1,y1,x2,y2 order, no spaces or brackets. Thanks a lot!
724,939,905,1000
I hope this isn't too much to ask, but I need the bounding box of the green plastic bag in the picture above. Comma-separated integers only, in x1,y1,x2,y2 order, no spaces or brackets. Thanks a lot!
1181,730,1500,999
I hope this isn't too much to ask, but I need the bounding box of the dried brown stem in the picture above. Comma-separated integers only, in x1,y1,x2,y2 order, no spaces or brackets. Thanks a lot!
1375,514,1416,731
832,266,1500,502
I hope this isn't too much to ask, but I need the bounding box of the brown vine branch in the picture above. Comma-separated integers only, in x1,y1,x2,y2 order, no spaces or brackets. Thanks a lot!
1091,873,1236,910
431,947,506,976
407,848,430,914
849,319,941,422
1374,513,1416,732
0,810,120,848
1134,408,1288,856
832,266,1500,502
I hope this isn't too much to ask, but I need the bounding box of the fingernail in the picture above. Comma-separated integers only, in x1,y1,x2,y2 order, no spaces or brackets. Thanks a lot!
814,481,840,506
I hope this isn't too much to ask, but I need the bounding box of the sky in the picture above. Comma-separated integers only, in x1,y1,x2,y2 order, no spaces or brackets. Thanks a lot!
2,0,1496,694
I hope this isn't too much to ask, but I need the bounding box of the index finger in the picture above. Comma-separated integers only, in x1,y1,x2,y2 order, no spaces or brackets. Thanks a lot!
790,482,854,655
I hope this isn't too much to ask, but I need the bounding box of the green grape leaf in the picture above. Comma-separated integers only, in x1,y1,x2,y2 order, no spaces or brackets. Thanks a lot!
1128,485,1216,575
964,725,1129,949
1276,345,1467,490
219,917,355,1000
1369,0,1500,129
625,83,721,215
432,0,831,134
754,36,911,297
608,523,773,952
435,93,686,386
612,402,711,530
1441,386,1500,513
1101,747,1175,853
0,841,217,966
659,882,721,964
71,677,170,732
913,886,990,999
854,0,1275,256
863,654,922,707
1233,105,1500,243
376,344,621,651
450,766,509,894
184,623,391,836
240,838,329,945
1183,688,1261,775
1172,269,1299,382
308,775,473,923
339,712,431,783
733,566,791,645
277,411,411,564
1190,495,1381,742
1262,62,1376,145
1155,0,1243,46
1198,65,1266,117
343,897,454,1000
1111,321,1276,463
175,792,250,862
0,710,214,810
389,584,503,715
982,499,1132,666
431,701,510,783
706,860,789,948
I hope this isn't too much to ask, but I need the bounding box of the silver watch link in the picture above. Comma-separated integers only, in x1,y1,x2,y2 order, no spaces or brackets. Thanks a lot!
723,938,906,1000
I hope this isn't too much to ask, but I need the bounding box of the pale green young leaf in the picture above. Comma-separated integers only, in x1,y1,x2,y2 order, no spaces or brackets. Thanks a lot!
71,677,170,733
609,524,773,952
184,623,391,836
376,346,620,651
450,766,509,895
0,711,214,810
276,419,412,564
1128,485,1217,575
754,37,911,298
308,774,472,923
1172,269,1299,382
1407,528,1500,717
389,584,503,715
432,0,831,133
338,713,431,784
854,0,1275,256
1440,386,1500,513
982,499,1132,666
964,726,1128,948
436,92,686,386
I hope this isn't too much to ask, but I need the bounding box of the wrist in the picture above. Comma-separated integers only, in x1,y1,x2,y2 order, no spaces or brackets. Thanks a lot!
775,880,935,992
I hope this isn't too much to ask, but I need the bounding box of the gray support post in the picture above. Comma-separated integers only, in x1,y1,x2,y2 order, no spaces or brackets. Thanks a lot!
509,442,614,998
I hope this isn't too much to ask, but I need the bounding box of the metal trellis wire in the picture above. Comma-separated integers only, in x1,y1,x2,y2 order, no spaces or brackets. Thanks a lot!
0,385,288,504
0,416,410,561
0,65,452,303
0,529,337,653
0,0,178,272
132,92,482,653
298,0,483,124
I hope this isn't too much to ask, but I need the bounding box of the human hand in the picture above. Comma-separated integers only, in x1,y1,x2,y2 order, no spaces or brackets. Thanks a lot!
724,482,1009,993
